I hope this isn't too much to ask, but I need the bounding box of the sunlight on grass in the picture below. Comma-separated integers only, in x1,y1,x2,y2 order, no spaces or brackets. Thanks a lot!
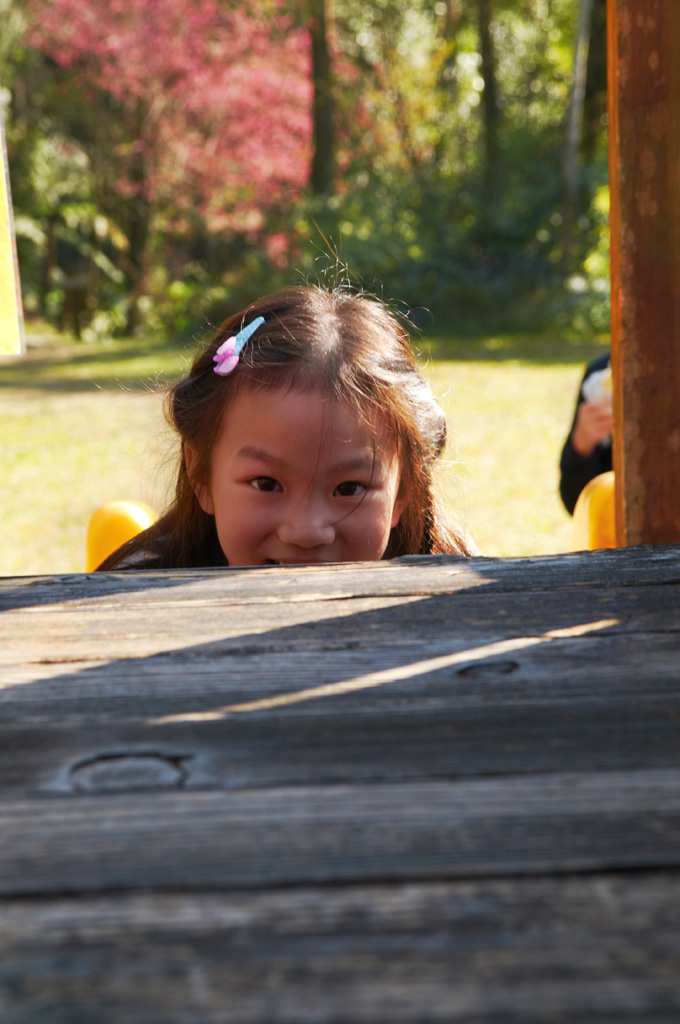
0,336,179,575
426,358,577,556
0,332,599,575
1,390,173,575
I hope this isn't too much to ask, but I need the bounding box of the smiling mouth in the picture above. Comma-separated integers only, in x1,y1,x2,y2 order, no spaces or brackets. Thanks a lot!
264,558,325,566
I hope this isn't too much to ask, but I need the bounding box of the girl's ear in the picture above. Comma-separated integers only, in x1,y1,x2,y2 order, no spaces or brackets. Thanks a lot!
185,444,214,515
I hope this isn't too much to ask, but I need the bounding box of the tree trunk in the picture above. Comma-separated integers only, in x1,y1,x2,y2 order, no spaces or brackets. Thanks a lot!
309,0,334,196
443,0,463,39
40,213,58,320
124,102,150,334
562,0,595,265
477,0,500,189
582,0,608,161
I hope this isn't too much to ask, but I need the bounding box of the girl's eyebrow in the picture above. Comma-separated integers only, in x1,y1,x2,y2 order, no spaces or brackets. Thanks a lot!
330,454,380,474
235,445,381,474
234,445,281,463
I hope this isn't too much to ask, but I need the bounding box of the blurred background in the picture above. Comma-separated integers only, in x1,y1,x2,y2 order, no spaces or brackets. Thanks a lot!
0,0,610,574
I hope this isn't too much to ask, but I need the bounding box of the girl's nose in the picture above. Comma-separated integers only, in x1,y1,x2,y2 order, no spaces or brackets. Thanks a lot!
278,500,336,549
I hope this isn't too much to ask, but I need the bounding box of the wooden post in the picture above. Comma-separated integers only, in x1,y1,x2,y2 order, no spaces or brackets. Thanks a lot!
608,0,680,545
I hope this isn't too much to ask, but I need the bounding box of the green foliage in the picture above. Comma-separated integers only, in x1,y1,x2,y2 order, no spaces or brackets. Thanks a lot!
290,0,609,334
3,0,610,340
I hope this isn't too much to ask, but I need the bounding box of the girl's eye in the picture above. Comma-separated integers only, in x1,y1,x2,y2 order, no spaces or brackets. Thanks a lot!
334,481,366,498
250,476,281,492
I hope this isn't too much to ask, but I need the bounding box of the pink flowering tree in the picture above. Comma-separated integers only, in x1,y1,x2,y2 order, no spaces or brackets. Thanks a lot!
27,0,313,326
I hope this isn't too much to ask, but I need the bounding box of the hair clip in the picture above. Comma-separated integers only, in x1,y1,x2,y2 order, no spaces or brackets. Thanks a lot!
213,316,265,375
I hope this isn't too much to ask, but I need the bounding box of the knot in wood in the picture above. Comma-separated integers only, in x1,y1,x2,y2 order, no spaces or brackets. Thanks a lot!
69,752,189,793
457,660,520,678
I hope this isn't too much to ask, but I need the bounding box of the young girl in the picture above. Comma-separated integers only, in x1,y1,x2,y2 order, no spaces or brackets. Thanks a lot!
98,284,473,570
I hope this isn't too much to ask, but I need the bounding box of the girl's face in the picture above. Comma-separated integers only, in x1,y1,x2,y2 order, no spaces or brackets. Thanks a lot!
188,384,406,567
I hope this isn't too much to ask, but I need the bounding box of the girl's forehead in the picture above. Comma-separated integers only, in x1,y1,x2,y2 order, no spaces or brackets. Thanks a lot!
237,379,391,424
221,381,397,451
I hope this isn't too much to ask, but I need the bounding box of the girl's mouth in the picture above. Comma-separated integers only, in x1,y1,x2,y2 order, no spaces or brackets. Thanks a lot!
264,557,324,566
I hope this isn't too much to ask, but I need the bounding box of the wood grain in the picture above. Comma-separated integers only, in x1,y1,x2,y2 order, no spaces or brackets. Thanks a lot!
1,629,679,795
608,0,680,543
2,769,680,895
1,548,680,1020
2,874,679,1023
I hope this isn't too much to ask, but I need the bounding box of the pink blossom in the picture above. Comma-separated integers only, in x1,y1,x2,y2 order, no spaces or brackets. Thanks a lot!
27,0,313,216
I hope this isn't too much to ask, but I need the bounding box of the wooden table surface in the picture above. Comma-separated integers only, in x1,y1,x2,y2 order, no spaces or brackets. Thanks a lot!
1,545,680,1022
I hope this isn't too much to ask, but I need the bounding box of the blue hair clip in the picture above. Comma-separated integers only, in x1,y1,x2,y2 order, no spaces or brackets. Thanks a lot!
213,316,265,376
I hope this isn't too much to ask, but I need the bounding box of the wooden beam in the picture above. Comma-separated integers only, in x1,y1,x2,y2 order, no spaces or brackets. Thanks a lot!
608,0,680,545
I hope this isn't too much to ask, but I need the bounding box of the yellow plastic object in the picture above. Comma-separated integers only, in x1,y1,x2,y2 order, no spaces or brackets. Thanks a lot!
0,113,24,356
86,500,158,571
571,471,616,551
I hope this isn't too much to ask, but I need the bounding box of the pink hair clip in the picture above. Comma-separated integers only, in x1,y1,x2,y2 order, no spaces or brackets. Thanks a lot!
213,316,265,376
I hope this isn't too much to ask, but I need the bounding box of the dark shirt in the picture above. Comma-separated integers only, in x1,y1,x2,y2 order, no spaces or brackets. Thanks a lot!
559,353,612,515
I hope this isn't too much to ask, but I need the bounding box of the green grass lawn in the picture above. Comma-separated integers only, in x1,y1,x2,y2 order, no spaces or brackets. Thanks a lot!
0,330,607,575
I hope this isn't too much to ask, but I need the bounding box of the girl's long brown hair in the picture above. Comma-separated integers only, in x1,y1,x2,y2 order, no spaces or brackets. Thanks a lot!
98,285,474,569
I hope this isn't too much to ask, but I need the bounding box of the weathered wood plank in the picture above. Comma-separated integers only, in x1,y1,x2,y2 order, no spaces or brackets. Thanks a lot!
1,630,679,794
3,607,677,713
1,551,679,1020
2,545,680,614
1,770,679,896
1,550,678,800
2,874,679,1023
2,557,679,686
608,0,680,544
